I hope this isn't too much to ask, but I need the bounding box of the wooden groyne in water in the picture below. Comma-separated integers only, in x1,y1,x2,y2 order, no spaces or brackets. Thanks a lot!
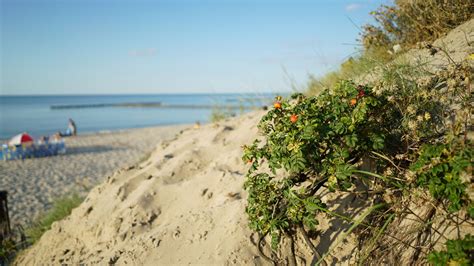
51,102,163,109
50,102,263,110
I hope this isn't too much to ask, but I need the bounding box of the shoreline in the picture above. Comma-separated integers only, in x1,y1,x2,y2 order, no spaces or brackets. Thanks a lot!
0,122,195,142
0,123,190,226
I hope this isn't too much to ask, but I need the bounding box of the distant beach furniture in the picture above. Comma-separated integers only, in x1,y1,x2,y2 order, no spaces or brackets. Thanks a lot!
8,132,34,146
1,141,66,161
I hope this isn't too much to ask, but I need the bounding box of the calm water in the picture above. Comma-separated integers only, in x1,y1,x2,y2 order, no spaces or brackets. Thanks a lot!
0,94,275,140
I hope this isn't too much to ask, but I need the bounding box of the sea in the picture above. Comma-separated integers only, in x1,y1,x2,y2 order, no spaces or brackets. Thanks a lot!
0,94,277,140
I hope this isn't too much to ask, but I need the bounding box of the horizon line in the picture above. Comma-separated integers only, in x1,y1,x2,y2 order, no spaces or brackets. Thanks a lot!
0,91,293,97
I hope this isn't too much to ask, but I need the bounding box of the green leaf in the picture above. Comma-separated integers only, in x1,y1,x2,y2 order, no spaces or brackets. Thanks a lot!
345,134,358,148
370,134,385,150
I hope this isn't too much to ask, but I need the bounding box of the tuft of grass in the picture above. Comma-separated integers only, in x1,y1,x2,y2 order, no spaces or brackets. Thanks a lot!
137,151,153,165
25,194,83,244
209,94,276,123
307,47,392,96
361,0,473,51
358,213,395,265
308,0,473,97
0,238,16,264
210,106,235,124
317,204,386,265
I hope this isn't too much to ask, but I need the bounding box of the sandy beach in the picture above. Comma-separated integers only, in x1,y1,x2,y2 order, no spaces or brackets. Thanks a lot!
0,125,188,226
14,112,265,265
12,111,374,265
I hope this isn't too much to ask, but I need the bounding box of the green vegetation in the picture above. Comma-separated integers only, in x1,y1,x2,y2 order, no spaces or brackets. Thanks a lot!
360,0,473,51
1,194,83,264
242,1,473,256
243,1,473,263
242,60,472,264
308,0,473,95
25,194,84,244
0,238,16,264
209,95,274,124
428,234,474,266
307,48,389,95
410,142,473,212
210,106,236,124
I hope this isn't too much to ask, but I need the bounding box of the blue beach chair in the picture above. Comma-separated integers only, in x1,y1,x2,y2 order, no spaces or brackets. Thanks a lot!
0,140,66,161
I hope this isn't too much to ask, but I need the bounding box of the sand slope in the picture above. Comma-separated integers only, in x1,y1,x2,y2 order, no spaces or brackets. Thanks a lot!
359,19,474,84
16,112,265,265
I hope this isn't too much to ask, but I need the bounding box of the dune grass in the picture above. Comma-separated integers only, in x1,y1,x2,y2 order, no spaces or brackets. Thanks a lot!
25,194,84,244
1,194,83,264
210,105,235,124
0,238,16,264
307,47,391,95
307,0,472,97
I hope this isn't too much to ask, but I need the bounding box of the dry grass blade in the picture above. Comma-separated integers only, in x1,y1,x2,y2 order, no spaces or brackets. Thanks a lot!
317,204,385,265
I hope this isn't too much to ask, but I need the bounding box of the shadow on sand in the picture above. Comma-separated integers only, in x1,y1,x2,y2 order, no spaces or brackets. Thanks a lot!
311,181,373,265
64,145,127,156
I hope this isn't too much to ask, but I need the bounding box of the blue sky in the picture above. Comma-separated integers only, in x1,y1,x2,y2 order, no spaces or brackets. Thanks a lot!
1,0,388,95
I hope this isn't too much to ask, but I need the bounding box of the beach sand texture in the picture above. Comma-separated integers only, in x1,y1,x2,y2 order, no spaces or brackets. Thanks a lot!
15,112,266,265
0,125,187,226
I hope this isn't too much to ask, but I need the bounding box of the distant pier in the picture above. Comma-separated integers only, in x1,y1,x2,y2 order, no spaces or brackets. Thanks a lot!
50,102,262,110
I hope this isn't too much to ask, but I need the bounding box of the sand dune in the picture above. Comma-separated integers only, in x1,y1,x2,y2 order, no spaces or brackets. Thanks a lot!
15,111,374,265
15,112,265,265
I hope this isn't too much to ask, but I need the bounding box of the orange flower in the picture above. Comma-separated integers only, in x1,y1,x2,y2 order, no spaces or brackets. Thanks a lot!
349,98,357,106
274,102,282,109
247,159,253,164
290,114,298,123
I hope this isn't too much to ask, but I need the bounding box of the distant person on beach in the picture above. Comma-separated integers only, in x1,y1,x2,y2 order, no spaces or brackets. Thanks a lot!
59,118,77,137
68,118,77,136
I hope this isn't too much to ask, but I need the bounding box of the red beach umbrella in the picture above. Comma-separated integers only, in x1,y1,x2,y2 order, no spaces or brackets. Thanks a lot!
8,132,34,146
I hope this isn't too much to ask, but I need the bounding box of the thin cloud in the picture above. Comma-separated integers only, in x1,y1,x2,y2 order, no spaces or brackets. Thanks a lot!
345,3,362,12
129,48,157,57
